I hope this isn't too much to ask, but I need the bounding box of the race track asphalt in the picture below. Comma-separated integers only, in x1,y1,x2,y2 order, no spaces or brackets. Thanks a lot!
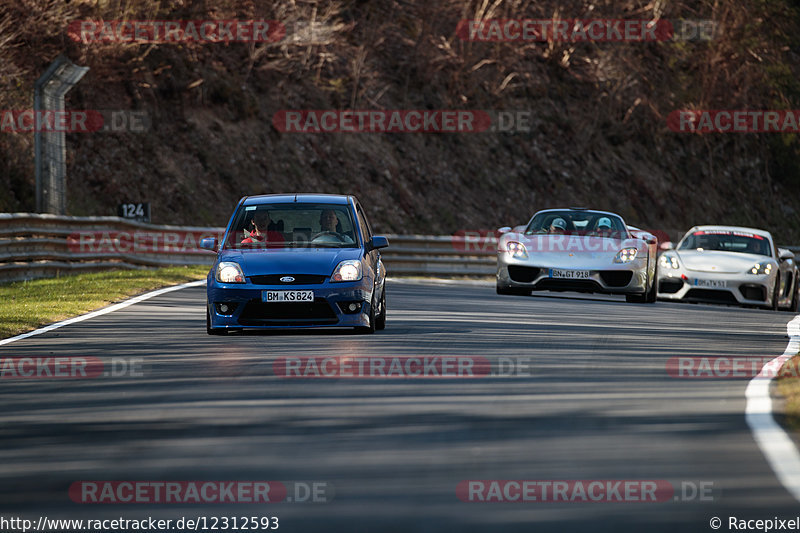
0,280,797,533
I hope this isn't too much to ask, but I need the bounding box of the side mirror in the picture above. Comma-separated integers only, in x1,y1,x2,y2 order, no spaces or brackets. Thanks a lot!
200,237,218,252
498,226,512,234
779,248,794,262
659,241,674,251
645,237,657,245
368,236,389,250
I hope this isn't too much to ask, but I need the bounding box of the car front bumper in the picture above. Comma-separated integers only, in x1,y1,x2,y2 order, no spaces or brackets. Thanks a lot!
496,257,649,295
656,270,776,307
207,274,375,330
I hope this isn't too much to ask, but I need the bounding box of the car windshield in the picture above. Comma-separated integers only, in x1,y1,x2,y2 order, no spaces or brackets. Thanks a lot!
678,230,772,256
524,210,629,238
222,203,359,249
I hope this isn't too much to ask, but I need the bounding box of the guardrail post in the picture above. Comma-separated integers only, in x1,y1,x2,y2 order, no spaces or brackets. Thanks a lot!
34,55,89,215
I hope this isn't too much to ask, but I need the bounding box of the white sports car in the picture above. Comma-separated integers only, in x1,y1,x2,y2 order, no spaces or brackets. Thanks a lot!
496,208,658,303
657,225,799,311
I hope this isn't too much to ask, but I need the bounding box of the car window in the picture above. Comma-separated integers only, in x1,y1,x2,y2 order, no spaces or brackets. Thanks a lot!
678,230,772,256
223,203,358,249
524,210,629,238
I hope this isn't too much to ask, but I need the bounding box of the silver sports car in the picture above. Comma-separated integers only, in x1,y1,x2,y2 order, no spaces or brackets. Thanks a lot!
657,225,799,311
496,208,658,303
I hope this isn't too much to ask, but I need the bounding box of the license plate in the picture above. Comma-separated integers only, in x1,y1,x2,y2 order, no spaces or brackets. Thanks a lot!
693,279,727,288
550,269,591,279
262,290,314,302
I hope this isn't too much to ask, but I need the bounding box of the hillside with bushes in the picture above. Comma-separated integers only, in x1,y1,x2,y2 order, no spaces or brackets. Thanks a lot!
1,0,799,241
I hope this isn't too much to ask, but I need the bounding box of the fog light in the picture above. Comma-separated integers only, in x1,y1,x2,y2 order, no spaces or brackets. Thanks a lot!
214,302,238,315
338,301,363,314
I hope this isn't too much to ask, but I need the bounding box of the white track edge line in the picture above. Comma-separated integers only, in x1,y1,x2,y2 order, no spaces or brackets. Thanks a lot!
6,276,800,502
0,280,206,347
746,314,800,501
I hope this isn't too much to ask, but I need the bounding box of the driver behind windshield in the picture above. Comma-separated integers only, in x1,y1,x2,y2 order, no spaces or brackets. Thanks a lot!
317,209,354,243
320,209,340,232
595,216,613,237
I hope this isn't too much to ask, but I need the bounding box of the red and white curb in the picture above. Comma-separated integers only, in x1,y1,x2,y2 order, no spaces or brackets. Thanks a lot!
746,315,800,501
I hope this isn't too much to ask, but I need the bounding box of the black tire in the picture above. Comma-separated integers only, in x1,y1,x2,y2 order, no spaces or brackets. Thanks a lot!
206,308,226,335
645,270,657,304
497,285,530,296
375,288,386,330
626,293,646,303
783,276,798,312
771,276,780,311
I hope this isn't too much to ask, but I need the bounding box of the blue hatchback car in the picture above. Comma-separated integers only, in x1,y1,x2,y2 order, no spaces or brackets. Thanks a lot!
201,194,389,334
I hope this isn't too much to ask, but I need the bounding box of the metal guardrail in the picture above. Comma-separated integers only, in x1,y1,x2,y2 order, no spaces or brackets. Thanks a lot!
379,235,495,276
0,214,497,283
0,213,223,283
2,213,798,283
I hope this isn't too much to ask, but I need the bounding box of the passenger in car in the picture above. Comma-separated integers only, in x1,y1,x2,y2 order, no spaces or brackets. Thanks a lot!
548,218,567,234
241,211,285,244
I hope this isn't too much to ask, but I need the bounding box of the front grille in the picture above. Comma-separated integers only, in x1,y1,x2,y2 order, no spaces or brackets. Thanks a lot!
658,279,684,294
238,298,338,325
740,284,767,301
685,289,738,303
507,265,540,283
598,271,633,287
535,279,601,292
249,274,328,285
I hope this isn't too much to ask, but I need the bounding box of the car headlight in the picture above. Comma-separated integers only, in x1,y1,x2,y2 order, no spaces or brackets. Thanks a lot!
331,260,363,282
216,261,245,283
614,247,638,263
659,254,680,269
506,241,528,260
748,262,774,275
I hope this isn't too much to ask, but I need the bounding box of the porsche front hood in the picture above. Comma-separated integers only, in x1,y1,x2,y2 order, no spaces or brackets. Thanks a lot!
675,250,768,274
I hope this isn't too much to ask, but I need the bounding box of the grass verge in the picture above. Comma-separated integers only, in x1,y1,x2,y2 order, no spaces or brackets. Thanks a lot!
0,266,208,340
